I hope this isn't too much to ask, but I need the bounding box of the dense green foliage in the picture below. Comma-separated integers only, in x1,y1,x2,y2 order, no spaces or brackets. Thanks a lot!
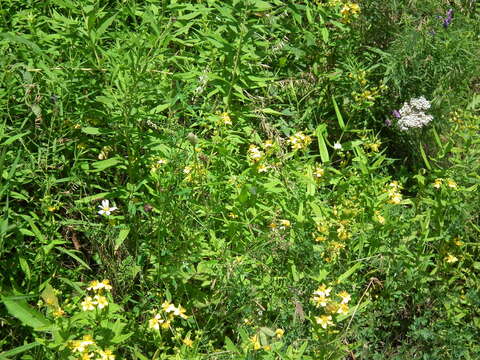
1,0,479,359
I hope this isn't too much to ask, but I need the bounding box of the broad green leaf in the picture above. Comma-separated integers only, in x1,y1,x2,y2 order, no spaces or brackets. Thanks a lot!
2,297,52,330
81,127,103,135
0,342,41,357
338,262,363,284
91,157,123,171
115,227,130,251
41,284,59,308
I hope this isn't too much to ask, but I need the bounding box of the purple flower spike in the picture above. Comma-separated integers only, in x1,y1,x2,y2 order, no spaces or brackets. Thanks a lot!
392,110,401,119
443,9,453,28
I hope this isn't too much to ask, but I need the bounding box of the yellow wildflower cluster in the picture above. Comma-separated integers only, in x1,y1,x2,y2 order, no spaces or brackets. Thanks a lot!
268,219,291,231
80,280,111,312
247,144,265,163
313,165,325,180
69,335,115,360
150,157,168,172
352,85,386,107
287,131,312,151
312,284,351,329
340,2,361,22
348,70,367,86
148,300,189,331
445,254,458,263
315,0,342,7
386,181,402,204
364,141,381,152
374,210,385,225
433,178,457,190
218,112,232,126
183,162,207,183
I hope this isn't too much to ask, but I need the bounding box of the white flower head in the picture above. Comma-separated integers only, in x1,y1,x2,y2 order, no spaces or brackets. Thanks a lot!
333,142,342,150
396,97,433,131
98,200,118,216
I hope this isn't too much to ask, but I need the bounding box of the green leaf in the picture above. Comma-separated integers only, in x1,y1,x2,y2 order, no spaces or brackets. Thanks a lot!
419,144,431,170
115,227,130,251
224,336,239,354
18,257,31,281
0,342,41,357
2,132,30,146
75,192,111,205
41,284,59,308
337,262,363,284
315,125,330,163
81,127,105,135
332,96,345,129
91,157,123,171
2,297,52,330
55,247,92,270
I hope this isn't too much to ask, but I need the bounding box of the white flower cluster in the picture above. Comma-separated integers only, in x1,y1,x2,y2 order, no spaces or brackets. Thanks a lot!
397,96,433,131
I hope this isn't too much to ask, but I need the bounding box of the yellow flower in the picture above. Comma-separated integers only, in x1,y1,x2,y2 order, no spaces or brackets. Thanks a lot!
81,353,93,360
263,345,271,351
374,211,385,224
313,166,324,178
161,319,171,329
94,295,108,309
248,145,264,162
87,280,100,291
275,328,284,339
263,139,274,149
337,291,351,304
172,305,189,319
388,192,402,204
220,112,232,126
314,284,332,297
81,296,96,311
336,303,349,315
257,164,268,173
161,301,172,312
315,315,334,329
97,349,115,360
447,179,457,189
433,178,443,189
250,335,261,350
268,222,277,230
148,314,164,330
70,335,95,353
182,338,193,347
445,254,458,263
313,295,329,307
315,235,327,242
279,219,291,230
454,237,463,246
53,307,65,318
87,279,112,292
287,132,312,151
